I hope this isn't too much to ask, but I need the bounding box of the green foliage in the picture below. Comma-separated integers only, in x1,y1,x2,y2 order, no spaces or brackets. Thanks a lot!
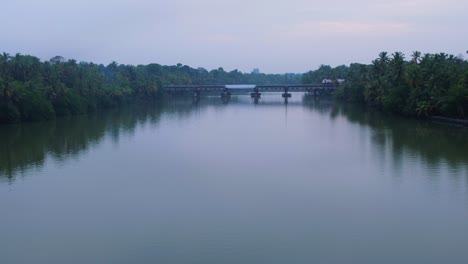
0,52,302,123
304,51,468,119
302,64,348,84
442,84,468,117
0,102,20,123
13,82,55,121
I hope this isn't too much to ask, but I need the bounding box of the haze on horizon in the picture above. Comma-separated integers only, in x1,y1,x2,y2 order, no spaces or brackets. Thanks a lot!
1,0,467,73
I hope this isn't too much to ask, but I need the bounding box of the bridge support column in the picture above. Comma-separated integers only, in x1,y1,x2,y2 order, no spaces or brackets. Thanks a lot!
221,88,231,103
250,87,261,99
282,87,291,98
281,87,291,99
192,88,201,103
221,88,231,99
282,87,291,104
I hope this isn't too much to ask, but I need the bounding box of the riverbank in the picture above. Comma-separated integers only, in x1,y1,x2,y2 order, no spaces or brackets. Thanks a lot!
307,51,468,120
0,53,302,124
431,116,468,127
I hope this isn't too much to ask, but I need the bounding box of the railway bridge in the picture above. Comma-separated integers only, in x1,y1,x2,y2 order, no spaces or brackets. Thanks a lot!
163,84,338,103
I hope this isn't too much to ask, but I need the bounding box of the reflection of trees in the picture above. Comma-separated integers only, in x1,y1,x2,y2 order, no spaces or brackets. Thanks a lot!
340,104,467,167
0,98,233,183
0,102,164,183
171,97,468,172
2,97,467,184
303,99,468,175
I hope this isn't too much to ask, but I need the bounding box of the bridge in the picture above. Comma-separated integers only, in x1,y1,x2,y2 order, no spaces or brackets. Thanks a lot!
163,84,337,102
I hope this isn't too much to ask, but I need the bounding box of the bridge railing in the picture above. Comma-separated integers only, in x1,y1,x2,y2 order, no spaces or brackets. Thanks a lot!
162,83,337,91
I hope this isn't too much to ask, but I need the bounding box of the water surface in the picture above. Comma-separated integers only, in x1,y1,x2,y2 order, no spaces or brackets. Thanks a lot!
1,94,468,263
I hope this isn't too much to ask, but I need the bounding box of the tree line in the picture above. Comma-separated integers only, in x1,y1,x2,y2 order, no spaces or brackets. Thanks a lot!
1,51,467,123
303,51,468,119
0,53,301,123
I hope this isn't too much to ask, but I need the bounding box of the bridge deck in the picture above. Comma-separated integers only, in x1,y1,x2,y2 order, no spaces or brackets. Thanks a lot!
163,84,337,92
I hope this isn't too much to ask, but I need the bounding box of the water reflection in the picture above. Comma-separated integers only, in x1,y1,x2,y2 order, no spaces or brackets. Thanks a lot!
331,103,468,168
0,103,163,183
0,98,241,183
1,95,467,185
2,94,468,264
302,98,468,191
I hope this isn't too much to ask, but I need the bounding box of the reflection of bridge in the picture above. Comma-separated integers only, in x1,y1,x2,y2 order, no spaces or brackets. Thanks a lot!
163,84,337,102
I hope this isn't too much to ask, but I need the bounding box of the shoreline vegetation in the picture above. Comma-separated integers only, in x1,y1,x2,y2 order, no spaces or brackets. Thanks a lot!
0,53,301,123
1,51,467,124
303,51,468,121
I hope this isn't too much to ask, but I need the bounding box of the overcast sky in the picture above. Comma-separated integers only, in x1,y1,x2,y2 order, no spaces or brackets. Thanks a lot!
1,0,467,73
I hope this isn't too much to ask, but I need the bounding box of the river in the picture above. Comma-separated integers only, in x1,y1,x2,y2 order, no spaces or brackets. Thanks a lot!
1,94,468,263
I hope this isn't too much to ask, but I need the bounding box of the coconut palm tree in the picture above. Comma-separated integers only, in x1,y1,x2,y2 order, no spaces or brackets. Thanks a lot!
411,51,421,64
391,52,406,81
378,52,389,63
372,52,390,74
0,53,10,76
0,52,10,62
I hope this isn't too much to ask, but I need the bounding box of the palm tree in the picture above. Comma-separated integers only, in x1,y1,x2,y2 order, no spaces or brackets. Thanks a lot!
411,51,421,64
0,53,12,101
0,52,10,73
378,52,389,64
391,52,406,81
0,52,10,62
374,52,390,74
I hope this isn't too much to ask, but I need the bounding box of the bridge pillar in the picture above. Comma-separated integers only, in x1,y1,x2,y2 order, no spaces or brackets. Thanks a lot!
282,87,291,98
192,88,201,103
221,88,231,103
221,88,231,99
250,87,261,99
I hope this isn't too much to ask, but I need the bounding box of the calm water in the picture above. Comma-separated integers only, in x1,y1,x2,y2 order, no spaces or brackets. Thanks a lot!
1,94,468,264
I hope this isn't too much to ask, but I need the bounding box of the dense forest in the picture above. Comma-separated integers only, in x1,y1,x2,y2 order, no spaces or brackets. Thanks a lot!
0,53,301,123
303,51,468,119
1,51,467,123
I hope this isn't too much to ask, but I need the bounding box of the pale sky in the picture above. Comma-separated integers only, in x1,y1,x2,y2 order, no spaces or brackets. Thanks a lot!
1,0,467,73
